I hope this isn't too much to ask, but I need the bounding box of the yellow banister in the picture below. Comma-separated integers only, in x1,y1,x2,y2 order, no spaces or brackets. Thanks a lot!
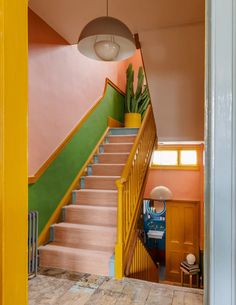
115,105,157,279
119,105,152,181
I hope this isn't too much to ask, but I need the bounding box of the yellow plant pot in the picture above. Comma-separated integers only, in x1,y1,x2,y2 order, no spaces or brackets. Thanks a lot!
124,113,141,128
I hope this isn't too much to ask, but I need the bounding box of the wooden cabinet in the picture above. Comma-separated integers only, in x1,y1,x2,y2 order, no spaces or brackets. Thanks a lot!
165,200,199,283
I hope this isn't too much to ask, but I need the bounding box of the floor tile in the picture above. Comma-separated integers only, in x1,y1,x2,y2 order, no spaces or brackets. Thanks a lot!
28,269,203,305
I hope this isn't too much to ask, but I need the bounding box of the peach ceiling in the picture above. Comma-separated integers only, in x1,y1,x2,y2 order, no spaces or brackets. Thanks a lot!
28,0,204,44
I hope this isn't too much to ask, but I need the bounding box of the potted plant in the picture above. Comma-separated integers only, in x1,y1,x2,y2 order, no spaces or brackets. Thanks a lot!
124,64,150,128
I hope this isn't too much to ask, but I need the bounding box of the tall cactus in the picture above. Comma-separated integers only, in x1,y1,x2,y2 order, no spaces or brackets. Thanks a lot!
125,64,134,113
125,64,150,115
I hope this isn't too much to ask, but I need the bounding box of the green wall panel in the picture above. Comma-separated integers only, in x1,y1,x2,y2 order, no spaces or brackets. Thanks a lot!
29,84,125,234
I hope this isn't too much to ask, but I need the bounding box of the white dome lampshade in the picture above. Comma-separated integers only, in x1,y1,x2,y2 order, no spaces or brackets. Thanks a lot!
94,40,120,61
77,16,136,61
150,186,173,201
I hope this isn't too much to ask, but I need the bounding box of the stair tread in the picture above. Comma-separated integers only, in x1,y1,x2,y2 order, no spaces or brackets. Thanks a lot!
53,222,116,232
108,128,139,136
51,242,114,253
64,205,117,211
75,189,118,193
92,164,125,166
108,135,136,138
109,127,138,128
98,153,129,155
40,243,113,256
103,143,133,145
84,175,120,179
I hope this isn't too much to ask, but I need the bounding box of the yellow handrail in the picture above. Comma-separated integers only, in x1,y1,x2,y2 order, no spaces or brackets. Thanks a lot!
115,105,157,279
119,106,154,180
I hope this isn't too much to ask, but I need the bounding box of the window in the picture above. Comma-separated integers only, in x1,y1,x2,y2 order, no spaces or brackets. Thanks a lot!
180,150,197,165
151,144,202,170
153,150,178,166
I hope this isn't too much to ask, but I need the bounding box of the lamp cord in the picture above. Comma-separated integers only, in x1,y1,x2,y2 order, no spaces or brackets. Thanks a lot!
106,0,109,16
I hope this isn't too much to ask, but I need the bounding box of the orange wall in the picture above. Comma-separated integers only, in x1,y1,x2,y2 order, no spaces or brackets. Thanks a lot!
145,169,201,201
145,155,204,250
28,9,142,176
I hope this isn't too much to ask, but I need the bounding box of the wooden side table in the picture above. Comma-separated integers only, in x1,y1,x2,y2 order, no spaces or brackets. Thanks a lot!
180,267,199,288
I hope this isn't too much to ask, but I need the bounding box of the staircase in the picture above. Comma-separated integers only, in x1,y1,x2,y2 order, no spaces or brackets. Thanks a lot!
39,128,138,276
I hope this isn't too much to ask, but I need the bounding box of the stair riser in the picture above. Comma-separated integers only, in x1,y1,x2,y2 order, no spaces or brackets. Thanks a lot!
103,144,133,153
83,177,117,190
108,135,136,143
97,154,129,164
91,165,123,176
74,192,117,206
109,128,139,135
65,208,117,226
53,226,116,248
39,249,110,276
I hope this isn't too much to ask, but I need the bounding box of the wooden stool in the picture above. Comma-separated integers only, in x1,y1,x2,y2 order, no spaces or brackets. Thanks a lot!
180,267,199,288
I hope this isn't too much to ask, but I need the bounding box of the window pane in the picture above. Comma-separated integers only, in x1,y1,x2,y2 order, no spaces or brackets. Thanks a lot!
180,150,197,165
152,150,178,165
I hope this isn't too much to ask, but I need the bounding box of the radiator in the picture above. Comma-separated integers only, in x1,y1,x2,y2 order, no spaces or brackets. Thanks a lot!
28,211,38,279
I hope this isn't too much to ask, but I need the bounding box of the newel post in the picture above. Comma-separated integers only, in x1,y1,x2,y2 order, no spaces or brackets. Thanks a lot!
115,179,124,279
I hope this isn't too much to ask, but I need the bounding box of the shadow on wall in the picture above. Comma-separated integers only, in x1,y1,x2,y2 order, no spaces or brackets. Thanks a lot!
29,9,69,45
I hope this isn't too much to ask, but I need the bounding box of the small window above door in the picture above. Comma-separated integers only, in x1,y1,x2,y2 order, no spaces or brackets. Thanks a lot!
151,144,203,170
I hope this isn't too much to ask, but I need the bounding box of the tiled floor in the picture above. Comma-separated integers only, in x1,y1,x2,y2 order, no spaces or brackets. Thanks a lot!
28,268,203,305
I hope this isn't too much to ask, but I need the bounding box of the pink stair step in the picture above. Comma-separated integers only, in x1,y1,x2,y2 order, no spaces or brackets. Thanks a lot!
103,143,133,153
83,176,119,190
91,164,124,176
108,135,136,143
64,205,117,226
50,241,114,253
52,223,117,248
73,189,117,206
39,244,112,276
97,153,129,164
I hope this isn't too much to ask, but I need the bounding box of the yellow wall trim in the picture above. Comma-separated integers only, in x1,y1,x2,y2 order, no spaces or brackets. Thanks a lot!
38,127,110,246
28,78,125,184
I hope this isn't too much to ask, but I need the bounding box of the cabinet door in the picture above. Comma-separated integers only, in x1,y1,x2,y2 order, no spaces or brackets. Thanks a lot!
166,201,199,283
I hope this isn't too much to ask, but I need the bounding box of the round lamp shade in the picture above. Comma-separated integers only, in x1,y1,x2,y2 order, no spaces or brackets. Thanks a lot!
150,186,173,201
77,16,136,61
186,253,196,265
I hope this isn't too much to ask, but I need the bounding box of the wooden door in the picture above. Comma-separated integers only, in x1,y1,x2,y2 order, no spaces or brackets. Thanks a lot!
166,200,199,283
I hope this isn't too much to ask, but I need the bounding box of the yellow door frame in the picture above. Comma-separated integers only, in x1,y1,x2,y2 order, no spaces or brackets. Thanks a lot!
0,0,28,304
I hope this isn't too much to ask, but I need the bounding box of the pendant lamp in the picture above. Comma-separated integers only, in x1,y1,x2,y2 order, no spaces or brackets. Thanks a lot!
77,0,136,61
150,186,173,201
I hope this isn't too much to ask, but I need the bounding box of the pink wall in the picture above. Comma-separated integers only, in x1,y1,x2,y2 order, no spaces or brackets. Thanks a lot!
140,23,204,141
28,10,142,176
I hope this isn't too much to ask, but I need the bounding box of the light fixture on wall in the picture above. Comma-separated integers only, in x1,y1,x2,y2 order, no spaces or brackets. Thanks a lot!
77,0,136,61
